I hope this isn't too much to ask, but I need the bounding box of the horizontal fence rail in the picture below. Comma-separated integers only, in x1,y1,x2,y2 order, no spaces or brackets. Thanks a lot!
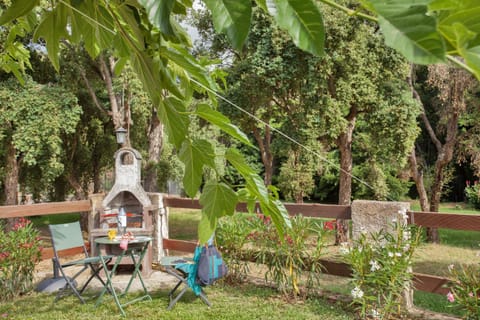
0,200,90,219
164,196,351,219
408,211,480,231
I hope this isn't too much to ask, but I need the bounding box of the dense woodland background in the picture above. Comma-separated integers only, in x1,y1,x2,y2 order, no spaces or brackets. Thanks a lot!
1,1,479,219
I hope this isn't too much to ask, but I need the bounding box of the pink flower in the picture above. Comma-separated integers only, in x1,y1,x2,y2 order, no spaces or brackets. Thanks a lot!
447,292,455,303
468,292,474,298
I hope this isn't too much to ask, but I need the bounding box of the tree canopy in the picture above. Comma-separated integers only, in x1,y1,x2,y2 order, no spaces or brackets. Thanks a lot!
1,0,479,242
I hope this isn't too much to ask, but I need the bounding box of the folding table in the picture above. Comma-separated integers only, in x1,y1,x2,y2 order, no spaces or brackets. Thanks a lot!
94,236,152,316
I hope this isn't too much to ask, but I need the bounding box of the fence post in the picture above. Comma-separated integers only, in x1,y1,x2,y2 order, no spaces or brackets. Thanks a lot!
88,193,105,256
149,193,168,263
351,200,413,310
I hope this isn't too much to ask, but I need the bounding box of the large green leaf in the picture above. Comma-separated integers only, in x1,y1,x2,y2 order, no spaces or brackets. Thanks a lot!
0,0,39,25
266,0,325,56
138,0,175,36
463,46,480,80
203,0,252,50
178,139,216,197
33,6,68,71
158,96,189,149
260,198,290,238
130,51,162,104
438,7,480,48
198,181,238,243
427,1,480,79
225,148,267,203
225,147,290,237
196,104,253,147
367,0,445,65
447,23,480,80
68,2,116,58
224,148,256,177
198,214,216,245
159,45,216,91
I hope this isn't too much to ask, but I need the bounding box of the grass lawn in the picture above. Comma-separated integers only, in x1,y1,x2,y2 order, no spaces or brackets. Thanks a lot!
18,203,479,318
0,284,354,320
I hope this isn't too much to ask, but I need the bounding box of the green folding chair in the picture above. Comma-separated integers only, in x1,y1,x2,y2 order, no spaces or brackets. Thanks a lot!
48,221,113,303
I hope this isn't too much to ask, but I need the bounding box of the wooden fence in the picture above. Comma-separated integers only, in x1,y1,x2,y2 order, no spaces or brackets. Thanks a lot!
1,196,480,296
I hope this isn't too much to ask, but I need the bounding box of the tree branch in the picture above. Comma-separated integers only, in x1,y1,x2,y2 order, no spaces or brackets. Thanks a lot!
407,65,443,152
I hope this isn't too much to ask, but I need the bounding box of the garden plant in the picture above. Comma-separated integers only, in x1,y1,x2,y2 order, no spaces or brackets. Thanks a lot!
217,213,327,297
464,181,480,210
341,210,422,319
0,218,42,301
447,260,480,319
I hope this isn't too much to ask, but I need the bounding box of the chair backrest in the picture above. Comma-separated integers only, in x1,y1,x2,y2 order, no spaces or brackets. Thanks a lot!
49,221,86,252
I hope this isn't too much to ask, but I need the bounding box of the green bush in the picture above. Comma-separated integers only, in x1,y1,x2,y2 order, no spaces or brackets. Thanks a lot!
464,181,480,209
0,218,42,301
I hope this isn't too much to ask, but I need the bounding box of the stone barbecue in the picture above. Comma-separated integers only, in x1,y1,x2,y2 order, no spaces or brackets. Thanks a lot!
89,147,157,275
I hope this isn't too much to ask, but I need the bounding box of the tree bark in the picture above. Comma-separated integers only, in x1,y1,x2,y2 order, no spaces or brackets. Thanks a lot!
408,149,429,211
407,65,470,243
144,109,164,192
252,125,274,186
335,106,357,244
65,173,86,200
4,137,20,231
4,139,19,206
98,55,124,136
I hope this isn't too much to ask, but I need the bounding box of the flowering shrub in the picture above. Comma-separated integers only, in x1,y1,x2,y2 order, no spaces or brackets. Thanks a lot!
0,218,42,301
217,213,328,297
464,180,480,209
447,263,480,319
341,210,421,319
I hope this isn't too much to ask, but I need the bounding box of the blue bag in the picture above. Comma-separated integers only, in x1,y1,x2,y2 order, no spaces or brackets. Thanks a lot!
196,245,228,286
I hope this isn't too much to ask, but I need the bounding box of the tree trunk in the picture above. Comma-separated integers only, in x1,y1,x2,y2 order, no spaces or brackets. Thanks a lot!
4,139,19,206
66,173,86,200
4,138,20,231
99,55,124,136
408,149,429,211
335,108,356,244
252,125,274,186
407,64,469,243
144,109,164,192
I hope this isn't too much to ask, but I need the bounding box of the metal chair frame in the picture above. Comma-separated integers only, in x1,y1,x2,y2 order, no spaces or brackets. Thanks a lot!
48,221,113,303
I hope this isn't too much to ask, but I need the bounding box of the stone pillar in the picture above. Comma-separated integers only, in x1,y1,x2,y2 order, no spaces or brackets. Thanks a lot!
351,200,410,240
351,200,413,310
148,193,168,263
